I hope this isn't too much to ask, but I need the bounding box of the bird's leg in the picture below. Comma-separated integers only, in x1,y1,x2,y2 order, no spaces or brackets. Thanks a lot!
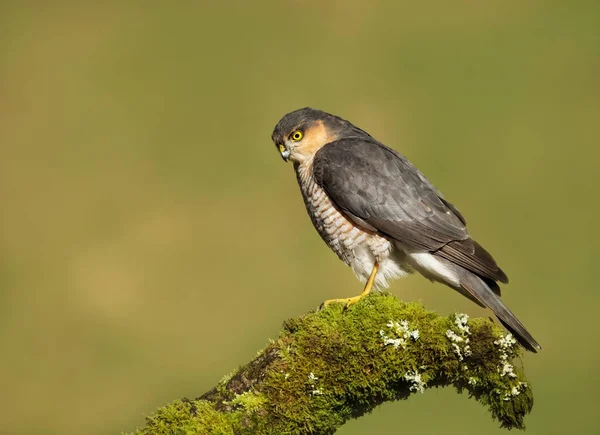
322,261,379,309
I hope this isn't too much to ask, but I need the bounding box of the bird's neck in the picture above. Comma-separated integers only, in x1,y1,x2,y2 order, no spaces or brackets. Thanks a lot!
294,159,315,194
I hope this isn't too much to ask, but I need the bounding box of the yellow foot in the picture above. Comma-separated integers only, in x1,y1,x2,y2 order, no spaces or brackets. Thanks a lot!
320,261,380,310
320,294,365,310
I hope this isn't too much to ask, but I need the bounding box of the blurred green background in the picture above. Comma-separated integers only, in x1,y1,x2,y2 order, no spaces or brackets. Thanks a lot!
1,1,598,434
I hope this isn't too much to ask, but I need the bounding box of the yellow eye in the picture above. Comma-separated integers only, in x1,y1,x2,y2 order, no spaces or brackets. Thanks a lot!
290,130,303,141
278,144,286,153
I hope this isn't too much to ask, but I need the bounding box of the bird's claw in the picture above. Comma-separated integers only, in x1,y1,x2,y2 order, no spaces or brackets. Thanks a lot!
320,296,362,311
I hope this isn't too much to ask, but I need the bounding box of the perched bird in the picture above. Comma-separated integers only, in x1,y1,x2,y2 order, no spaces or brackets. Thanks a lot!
271,107,540,352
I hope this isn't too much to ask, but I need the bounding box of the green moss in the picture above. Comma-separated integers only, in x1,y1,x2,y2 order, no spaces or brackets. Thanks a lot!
227,391,268,413
129,399,233,435
128,293,534,434
215,370,236,398
218,371,235,389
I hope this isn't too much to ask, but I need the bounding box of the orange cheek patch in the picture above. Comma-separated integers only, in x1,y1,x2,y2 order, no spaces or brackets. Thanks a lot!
296,120,338,157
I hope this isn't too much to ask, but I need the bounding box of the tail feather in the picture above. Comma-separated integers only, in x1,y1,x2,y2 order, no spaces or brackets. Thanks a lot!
455,267,541,353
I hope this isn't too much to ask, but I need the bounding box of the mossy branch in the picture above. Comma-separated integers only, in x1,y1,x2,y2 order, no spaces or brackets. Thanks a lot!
129,293,533,434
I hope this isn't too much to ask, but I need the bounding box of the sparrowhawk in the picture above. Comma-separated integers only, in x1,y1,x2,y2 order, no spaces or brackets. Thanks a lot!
272,107,540,352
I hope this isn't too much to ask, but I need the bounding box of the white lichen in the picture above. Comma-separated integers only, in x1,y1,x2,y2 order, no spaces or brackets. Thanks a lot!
495,333,518,378
451,343,464,361
445,314,471,361
446,330,464,343
404,370,426,394
454,313,471,335
503,381,527,401
380,319,420,350
500,361,517,378
494,333,525,399
494,333,517,351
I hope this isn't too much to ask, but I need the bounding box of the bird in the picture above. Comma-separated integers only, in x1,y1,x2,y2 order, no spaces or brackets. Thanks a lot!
271,107,541,352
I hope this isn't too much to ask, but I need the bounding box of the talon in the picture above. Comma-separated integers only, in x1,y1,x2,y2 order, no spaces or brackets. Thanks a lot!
320,262,379,310
321,294,365,310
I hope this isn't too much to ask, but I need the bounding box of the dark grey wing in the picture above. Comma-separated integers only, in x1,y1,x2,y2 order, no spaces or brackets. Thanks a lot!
312,138,507,283
312,138,467,249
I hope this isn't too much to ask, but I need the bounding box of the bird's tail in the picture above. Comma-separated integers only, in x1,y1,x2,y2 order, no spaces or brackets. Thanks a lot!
455,266,541,353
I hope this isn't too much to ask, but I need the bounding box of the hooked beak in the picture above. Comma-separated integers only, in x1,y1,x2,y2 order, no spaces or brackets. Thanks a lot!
279,144,290,162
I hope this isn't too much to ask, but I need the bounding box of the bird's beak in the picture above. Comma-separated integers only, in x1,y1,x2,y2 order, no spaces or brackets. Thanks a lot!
279,144,290,162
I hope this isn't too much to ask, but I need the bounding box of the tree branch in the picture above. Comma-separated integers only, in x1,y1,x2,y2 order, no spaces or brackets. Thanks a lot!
128,293,533,434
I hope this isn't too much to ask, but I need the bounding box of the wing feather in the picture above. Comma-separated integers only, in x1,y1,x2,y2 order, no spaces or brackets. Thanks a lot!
312,138,507,283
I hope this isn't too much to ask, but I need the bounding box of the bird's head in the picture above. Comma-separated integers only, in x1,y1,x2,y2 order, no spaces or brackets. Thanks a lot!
272,107,364,164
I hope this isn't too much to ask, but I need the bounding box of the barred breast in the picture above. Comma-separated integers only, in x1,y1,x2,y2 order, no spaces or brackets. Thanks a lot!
294,160,410,288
